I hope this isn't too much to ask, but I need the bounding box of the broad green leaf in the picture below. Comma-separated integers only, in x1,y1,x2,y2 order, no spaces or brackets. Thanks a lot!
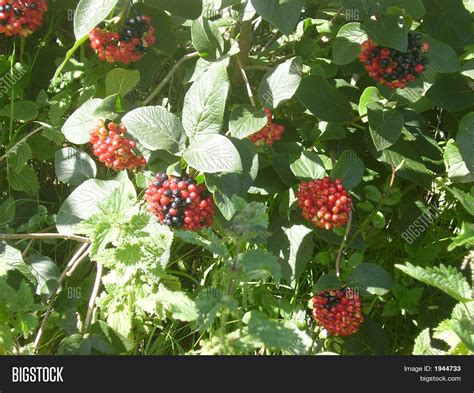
333,22,367,65
0,100,38,121
105,68,140,96
446,187,474,216
297,75,353,123
27,254,60,297
426,76,474,112
258,57,302,108
8,166,39,195
58,335,92,355
461,59,474,80
156,286,198,321
7,141,31,173
174,229,230,258
456,112,474,173
358,86,382,119
143,0,203,19
0,242,23,276
195,290,225,331
74,0,119,40
413,328,445,355
314,274,343,292
444,140,474,183
380,0,426,19
182,61,230,139
290,151,326,181
364,14,408,52
90,321,134,354
122,106,187,155
395,262,472,302
237,249,281,282
348,263,394,296
422,35,460,74
250,0,304,35
448,222,474,251
61,98,102,144
0,197,15,226
451,302,474,351
183,134,242,173
191,17,224,60
55,147,97,185
331,150,364,189
367,103,404,151
228,105,267,139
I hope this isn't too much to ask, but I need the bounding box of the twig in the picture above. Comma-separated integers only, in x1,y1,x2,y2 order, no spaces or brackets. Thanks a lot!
33,242,91,351
335,210,353,278
244,65,272,72
21,239,35,258
0,233,91,243
82,262,104,333
66,244,93,277
0,127,43,163
235,56,256,108
143,52,199,105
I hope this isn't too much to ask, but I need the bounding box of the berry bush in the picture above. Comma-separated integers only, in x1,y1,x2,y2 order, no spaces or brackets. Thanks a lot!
0,0,473,356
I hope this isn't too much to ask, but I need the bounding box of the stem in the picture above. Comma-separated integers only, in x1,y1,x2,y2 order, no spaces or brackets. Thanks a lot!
335,210,353,278
82,263,104,333
226,242,242,296
0,127,43,163
231,20,253,86
235,55,256,108
143,52,199,105
0,233,91,243
66,244,93,277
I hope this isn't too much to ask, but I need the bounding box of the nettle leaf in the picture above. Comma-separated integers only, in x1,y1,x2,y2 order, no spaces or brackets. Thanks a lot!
297,75,353,123
0,197,15,226
191,17,224,60
8,166,39,195
183,134,242,173
229,105,267,139
174,229,229,258
331,150,364,190
364,14,408,52
333,22,367,65
426,76,474,112
449,222,474,251
250,0,304,36
413,328,445,355
74,0,119,40
446,187,474,216
156,286,198,322
258,57,302,108
122,106,187,155
55,147,97,185
367,103,404,151
290,151,326,181
0,100,38,121
143,0,202,19
237,249,281,282
7,141,31,173
456,112,474,173
27,254,60,297
62,98,103,144
348,263,394,296
105,68,140,96
182,61,230,140
395,263,472,302
358,86,383,119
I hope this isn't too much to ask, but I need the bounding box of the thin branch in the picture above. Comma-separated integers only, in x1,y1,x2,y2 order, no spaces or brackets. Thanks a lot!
66,244,93,277
82,262,104,334
335,210,353,278
33,242,91,351
235,55,256,108
0,127,43,163
143,52,199,105
21,239,35,258
0,233,91,243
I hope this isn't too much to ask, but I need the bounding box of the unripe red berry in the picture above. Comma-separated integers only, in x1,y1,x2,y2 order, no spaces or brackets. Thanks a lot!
0,0,47,37
249,109,286,147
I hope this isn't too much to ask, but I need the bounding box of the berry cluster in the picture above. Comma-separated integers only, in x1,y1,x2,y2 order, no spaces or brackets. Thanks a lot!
359,32,430,89
0,0,47,37
311,288,363,336
249,108,285,147
297,177,352,231
145,174,215,231
89,120,146,171
89,14,155,64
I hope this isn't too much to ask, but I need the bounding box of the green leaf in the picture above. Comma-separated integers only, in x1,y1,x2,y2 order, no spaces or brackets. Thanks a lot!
422,35,460,74
174,229,229,258
182,61,230,139
333,22,367,65
58,335,92,355
7,141,31,173
0,197,15,226
122,106,187,155
229,105,267,139
0,100,38,121
195,290,225,331
258,57,302,108
395,262,472,302
61,98,103,144
444,140,474,183
448,222,474,251
348,263,394,296
105,68,140,96
90,321,134,354
290,151,326,181
55,147,97,185
237,249,281,282
156,286,198,321
106,305,132,337
364,14,408,52
367,103,404,151
27,254,60,297
330,150,364,190
250,0,304,35
358,86,382,119
297,75,353,123
0,242,23,276
380,0,426,19
144,0,203,19
426,76,474,112
446,187,474,216
191,17,224,60
183,134,242,173
413,328,444,355
74,0,119,40
314,274,343,292
456,112,474,173
8,166,39,195
451,302,474,351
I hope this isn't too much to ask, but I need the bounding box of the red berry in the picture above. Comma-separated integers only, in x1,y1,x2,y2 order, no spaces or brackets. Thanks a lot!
415,64,425,73
311,288,363,336
89,120,146,171
0,0,48,37
249,109,286,147
144,174,215,231
297,177,352,230
421,42,429,52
